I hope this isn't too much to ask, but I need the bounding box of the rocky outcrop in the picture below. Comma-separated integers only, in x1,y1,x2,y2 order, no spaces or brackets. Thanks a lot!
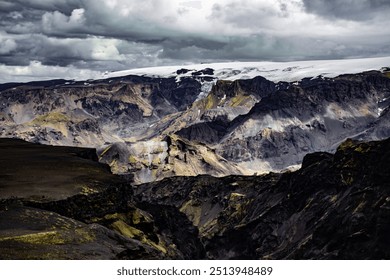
97,134,244,184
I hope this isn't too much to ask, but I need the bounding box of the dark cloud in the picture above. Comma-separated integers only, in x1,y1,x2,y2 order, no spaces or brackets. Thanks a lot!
158,33,390,63
0,0,389,82
0,1,21,13
161,37,226,53
0,0,82,13
302,0,390,21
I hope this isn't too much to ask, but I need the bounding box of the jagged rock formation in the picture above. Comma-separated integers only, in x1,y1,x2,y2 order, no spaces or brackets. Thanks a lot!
0,75,202,146
97,134,244,183
176,71,390,174
1,137,389,259
141,76,283,140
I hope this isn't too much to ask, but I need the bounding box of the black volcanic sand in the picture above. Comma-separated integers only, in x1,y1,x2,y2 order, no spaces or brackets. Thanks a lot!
0,138,123,201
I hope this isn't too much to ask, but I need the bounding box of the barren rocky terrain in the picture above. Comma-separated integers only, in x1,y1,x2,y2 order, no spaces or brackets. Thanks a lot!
1,137,389,259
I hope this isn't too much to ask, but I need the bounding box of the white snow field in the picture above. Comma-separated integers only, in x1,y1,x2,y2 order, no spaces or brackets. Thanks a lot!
106,56,390,82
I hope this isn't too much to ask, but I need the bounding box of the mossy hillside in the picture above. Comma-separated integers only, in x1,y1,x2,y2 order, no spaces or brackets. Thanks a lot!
31,112,69,124
204,93,218,110
110,220,168,254
0,231,66,245
0,205,115,259
230,93,255,107
202,85,253,109
0,228,95,245
129,155,138,164
28,112,70,138
80,206,190,258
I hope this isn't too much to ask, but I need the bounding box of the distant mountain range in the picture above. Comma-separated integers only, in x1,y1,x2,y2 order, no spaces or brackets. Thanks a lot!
1,57,389,183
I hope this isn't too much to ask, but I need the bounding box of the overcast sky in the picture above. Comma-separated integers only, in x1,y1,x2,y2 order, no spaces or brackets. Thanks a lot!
1,0,390,83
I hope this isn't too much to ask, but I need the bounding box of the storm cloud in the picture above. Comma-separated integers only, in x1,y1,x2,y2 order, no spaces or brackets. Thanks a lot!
302,0,390,21
0,0,390,82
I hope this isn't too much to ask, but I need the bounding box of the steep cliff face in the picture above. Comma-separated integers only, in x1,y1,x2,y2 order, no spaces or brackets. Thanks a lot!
1,137,389,259
173,76,281,144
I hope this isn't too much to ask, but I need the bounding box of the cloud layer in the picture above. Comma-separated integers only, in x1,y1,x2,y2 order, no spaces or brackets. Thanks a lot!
1,0,390,82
